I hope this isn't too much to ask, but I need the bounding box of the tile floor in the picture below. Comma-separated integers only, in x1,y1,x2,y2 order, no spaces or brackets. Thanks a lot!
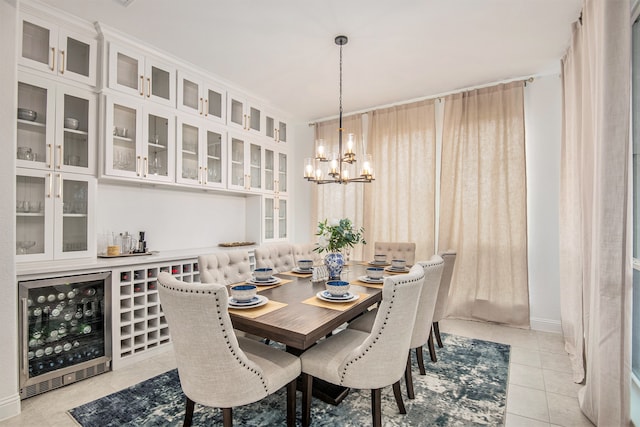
0,319,594,426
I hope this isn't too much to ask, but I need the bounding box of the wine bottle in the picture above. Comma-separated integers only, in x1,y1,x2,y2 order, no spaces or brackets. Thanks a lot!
79,323,92,334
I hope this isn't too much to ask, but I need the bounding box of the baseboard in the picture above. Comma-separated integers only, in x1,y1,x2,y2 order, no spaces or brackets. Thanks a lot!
0,392,21,422
529,317,562,333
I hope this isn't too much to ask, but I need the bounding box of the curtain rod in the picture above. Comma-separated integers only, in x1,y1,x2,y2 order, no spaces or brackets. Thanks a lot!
309,75,535,126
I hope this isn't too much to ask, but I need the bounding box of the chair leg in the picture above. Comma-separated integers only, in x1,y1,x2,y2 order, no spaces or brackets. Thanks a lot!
286,378,296,427
371,388,382,427
434,321,443,348
415,345,426,375
302,373,313,427
222,407,232,427
183,396,195,427
404,353,415,399
428,330,438,362
392,380,407,414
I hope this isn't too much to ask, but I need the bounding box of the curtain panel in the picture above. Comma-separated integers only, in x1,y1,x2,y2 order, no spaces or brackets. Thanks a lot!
363,100,437,262
559,0,631,424
439,81,530,327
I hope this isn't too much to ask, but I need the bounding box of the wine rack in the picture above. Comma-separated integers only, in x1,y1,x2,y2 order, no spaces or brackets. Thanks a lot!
111,258,200,368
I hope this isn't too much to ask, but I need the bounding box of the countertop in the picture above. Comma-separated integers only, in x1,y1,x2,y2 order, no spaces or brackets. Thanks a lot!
16,245,257,278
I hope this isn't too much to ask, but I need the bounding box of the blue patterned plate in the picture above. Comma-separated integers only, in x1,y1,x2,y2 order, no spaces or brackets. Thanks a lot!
316,291,359,303
228,295,268,309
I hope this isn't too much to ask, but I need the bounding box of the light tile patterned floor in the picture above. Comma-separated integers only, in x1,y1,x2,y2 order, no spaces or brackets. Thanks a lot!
0,319,594,426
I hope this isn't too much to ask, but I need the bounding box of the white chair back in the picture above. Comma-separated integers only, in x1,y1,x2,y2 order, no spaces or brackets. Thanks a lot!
198,250,252,285
410,255,444,348
156,272,269,407
373,241,416,265
432,250,457,322
292,242,323,264
254,244,295,273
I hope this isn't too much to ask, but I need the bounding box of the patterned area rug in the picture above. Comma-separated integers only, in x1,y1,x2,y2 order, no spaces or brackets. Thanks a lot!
68,333,510,426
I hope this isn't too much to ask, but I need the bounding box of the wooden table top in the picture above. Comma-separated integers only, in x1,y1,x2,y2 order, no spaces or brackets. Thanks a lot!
229,264,382,351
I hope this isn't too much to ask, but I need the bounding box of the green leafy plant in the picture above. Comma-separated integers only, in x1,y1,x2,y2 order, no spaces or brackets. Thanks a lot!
314,218,366,253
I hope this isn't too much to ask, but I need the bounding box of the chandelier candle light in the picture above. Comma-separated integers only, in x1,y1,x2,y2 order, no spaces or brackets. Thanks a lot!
304,35,375,184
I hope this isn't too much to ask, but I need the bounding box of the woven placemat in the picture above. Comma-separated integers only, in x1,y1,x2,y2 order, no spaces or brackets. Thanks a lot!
229,278,293,292
228,300,288,319
301,292,370,311
279,270,312,278
350,279,383,289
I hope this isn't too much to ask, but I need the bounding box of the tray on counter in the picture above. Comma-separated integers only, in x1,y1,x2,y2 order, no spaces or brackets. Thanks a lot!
98,251,156,258
218,241,256,247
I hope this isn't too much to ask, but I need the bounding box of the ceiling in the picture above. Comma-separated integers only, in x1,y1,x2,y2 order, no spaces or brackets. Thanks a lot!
40,0,582,122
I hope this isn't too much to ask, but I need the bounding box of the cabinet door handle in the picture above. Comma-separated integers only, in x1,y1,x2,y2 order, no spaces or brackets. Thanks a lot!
21,298,29,376
139,75,144,96
56,173,62,199
143,156,148,177
59,50,65,74
198,98,203,115
57,145,63,169
50,47,56,71
47,173,52,198
146,77,151,98
203,167,208,184
275,129,279,142
136,155,141,176
246,115,251,130
198,166,203,184
47,144,53,169
204,99,208,117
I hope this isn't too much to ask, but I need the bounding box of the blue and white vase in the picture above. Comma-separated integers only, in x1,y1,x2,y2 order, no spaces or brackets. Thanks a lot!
324,252,345,281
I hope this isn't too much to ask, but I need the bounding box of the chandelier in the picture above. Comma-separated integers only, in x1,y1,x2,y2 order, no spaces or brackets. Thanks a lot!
304,35,374,184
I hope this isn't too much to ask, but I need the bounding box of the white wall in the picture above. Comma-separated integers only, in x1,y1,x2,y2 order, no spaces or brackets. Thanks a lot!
524,74,563,332
290,122,315,243
0,0,22,421
96,183,248,251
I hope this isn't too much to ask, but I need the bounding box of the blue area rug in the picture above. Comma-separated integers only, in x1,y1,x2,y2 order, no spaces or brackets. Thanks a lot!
68,333,509,426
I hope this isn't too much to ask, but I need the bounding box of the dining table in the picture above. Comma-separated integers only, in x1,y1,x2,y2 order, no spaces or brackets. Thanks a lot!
227,262,390,404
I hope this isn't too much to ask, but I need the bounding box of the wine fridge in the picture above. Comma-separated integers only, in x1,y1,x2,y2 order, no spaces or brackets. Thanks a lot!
19,271,112,399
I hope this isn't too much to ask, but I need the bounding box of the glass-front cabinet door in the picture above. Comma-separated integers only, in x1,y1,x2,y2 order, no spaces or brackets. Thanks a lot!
17,73,96,175
104,95,175,182
264,148,288,195
16,169,95,261
108,43,175,107
265,113,288,144
177,118,226,188
177,70,226,124
278,198,288,239
228,133,262,192
262,196,287,241
227,92,262,135
19,13,97,86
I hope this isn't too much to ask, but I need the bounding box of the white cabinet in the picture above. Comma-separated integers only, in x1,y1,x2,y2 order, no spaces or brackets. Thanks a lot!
17,72,97,175
265,112,288,144
104,95,175,183
16,168,96,261
177,70,226,124
19,13,98,87
228,132,263,192
176,116,227,189
263,146,288,195
263,196,288,241
107,43,175,108
227,91,263,135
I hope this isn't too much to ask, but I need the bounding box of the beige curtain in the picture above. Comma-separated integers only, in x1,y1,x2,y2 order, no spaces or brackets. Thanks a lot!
559,0,631,424
363,100,437,261
313,114,366,260
439,81,529,327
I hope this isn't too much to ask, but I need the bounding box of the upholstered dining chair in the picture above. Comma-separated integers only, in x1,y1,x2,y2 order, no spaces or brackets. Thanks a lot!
157,272,301,427
299,265,425,427
292,242,323,265
432,250,457,354
373,241,416,265
254,243,296,273
348,255,444,399
198,249,253,285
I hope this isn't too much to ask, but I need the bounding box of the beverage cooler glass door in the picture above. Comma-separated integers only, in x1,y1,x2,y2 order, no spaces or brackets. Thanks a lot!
19,271,112,399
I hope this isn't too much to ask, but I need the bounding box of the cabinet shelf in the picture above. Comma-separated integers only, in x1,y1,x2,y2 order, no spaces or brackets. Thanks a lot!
148,142,166,150
113,135,134,143
16,211,44,217
181,149,197,156
62,213,88,218
63,128,88,136
17,119,46,128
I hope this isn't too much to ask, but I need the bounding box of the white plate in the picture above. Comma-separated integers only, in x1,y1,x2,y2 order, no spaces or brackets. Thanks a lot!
385,266,410,273
228,295,268,309
316,291,359,303
292,267,313,274
368,260,389,266
247,277,282,286
358,275,386,284
229,296,260,306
